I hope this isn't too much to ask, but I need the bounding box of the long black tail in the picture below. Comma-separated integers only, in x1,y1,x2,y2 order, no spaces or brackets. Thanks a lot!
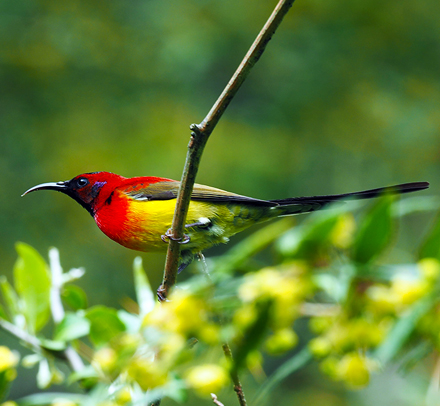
271,182,429,216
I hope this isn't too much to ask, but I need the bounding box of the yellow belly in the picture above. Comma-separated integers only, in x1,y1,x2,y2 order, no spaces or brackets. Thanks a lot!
119,199,267,253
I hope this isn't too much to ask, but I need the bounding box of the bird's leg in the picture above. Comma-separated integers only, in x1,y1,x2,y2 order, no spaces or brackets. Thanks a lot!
161,218,211,244
184,217,211,229
161,228,191,244
156,286,168,302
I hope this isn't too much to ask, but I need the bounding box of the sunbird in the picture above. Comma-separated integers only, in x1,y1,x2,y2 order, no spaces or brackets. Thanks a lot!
23,172,429,271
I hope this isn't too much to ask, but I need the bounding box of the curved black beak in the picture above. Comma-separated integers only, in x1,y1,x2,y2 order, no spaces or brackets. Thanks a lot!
22,181,68,197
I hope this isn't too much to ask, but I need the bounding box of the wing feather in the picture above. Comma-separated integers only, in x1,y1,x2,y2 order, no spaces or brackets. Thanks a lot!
124,181,277,207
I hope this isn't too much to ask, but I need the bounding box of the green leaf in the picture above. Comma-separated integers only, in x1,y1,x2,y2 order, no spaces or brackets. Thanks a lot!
215,218,294,274
352,196,394,264
393,196,440,217
374,294,436,365
133,257,155,317
0,303,7,321
17,392,88,406
276,210,342,259
39,339,67,352
67,365,98,385
419,213,440,260
13,243,51,333
0,369,14,402
397,341,433,374
233,300,272,373
131,378,188,406
253,347,312,406
117,310,141,333
85,306,126,347
61,285,88,310
0,276,20,322
36,358,51,389
54,312,91,342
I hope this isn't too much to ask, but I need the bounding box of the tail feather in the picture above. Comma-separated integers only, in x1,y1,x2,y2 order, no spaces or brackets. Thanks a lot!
271,182,429,216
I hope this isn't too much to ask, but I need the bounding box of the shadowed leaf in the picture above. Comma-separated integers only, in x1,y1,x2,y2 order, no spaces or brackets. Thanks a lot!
13,243,51,333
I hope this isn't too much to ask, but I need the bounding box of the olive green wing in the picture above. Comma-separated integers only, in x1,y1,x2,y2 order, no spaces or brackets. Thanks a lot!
124,181,277,207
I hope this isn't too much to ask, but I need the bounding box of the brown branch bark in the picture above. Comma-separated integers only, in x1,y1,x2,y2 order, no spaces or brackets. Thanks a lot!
223,343,247,406
156,2,297,406
158,0,296,300
211,393,226,406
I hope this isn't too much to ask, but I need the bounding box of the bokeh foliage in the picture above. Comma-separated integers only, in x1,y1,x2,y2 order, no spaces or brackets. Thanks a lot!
2,196,440,405
1,0,439,404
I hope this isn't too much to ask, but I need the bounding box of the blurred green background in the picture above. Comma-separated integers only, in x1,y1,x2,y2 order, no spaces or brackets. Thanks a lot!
1,0,439,403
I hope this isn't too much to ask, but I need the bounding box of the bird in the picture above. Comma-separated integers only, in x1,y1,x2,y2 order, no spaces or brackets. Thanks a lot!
23,172,429,272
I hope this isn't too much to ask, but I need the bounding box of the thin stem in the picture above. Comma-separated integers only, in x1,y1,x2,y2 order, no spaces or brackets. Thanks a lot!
159,0,296,300
0,315,87,373
222,343,247,406
199,0,296,132
426,353,440,405
49,248,65,324
0,317,42,354
49,248,85,373
211,393,226,406
202,260,246,406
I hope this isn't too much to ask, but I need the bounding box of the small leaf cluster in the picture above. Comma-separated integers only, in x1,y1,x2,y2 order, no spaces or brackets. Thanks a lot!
275,195,440,388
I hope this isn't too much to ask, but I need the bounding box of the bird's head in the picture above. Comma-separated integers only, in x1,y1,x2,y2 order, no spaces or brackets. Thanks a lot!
22,172,126,215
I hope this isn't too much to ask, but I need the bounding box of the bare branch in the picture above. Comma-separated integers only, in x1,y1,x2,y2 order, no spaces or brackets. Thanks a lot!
158,0,297,300
0,317,42,354
222,343,247,406
211,393,226,406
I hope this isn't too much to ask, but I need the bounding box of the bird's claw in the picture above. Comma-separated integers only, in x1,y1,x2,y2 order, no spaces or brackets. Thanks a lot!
161,228,190,244
156,285,169,302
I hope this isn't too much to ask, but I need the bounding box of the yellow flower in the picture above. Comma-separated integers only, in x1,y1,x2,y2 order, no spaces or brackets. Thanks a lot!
186,364,229,397
309,337,332,358
246,351,264,378
265,329,298,355
330,213,356,248
115,386,132,404
309,316,334,334
418,258,440,281
238,268,280,302
239,267,306,304
336,352,375,388
92,347,118,374
319,356,339,379
51,400,77,406
0,346,18,372
126,356,168,390
366,284,396,314
143,290,210,339
391,277,429,306
233,304,257,329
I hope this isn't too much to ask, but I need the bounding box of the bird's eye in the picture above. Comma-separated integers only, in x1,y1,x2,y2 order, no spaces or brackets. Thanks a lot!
76,178,89,188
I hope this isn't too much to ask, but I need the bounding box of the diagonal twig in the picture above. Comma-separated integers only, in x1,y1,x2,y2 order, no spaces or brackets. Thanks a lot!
211,393,226,406
157,2,297,406
223,343,247,406
158,0,297,300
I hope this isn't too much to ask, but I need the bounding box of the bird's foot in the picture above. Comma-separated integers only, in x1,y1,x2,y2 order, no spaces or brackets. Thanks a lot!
161,228,191,244
156,285,169,302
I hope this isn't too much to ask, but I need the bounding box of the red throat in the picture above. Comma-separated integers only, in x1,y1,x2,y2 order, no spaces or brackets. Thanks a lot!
90,173,176,250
